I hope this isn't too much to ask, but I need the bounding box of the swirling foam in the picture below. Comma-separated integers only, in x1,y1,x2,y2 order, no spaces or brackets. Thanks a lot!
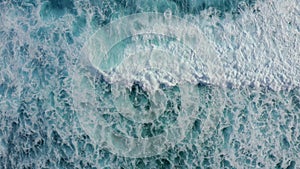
0,0,299,168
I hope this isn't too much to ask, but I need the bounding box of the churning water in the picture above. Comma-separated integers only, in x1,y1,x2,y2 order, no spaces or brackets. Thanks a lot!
0,0,299,168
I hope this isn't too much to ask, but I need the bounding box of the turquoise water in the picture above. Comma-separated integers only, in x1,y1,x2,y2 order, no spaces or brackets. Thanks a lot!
0,0,299,168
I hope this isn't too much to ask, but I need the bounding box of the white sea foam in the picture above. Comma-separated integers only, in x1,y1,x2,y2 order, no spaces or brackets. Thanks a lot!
83,0,299,91
0,0,299,167
82,12,221,90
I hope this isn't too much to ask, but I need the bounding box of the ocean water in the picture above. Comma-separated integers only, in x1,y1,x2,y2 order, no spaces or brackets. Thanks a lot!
0,0,299,168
